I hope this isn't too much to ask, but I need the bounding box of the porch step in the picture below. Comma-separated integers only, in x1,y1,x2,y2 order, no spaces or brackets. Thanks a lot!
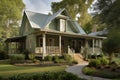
73,54,88,64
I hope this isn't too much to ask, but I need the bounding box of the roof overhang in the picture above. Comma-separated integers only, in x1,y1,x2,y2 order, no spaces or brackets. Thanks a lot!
5,36,26,42
34,30,106,40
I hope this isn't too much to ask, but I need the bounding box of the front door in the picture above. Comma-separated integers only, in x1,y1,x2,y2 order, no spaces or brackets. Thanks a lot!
48,38,54,46
70,40,81,53
70,40,76,52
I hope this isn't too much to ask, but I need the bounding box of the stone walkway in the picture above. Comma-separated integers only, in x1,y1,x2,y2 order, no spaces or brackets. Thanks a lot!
66,64,111,80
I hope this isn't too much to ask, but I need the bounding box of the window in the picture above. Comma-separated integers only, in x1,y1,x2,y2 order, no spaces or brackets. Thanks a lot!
60,19,66,32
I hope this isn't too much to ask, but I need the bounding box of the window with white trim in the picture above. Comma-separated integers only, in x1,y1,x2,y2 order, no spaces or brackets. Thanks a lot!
60,19,66,32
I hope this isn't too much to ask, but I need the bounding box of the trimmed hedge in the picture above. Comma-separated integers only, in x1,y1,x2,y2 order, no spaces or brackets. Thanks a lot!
44,55,52,61
9,54,25,64
1,71,86,80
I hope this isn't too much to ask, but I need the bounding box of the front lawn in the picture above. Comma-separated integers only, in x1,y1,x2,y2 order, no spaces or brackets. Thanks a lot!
0,64,86,80
0,64,66,77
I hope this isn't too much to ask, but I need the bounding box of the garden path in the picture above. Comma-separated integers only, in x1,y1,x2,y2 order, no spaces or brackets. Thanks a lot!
66,63,112,80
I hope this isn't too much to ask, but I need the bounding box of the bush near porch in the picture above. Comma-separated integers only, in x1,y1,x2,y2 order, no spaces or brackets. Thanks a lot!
0,50,77,65
44,54,77,64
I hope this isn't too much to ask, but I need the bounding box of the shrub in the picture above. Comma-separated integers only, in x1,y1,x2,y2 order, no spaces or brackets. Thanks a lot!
9,54,25,64
63,54,72,62
88,59,101,67
83,67,96,75
23,50,30,60
83,66,120,79
29,54,35,60
52,55,59,63
33,59,40,63
44,55,52,61
0,51,8,60
99,57,109,65
72,60,78,64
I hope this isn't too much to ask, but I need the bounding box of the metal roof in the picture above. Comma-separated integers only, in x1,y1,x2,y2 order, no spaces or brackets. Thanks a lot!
24,9,86,35
25,11,50,29
89,28,108,36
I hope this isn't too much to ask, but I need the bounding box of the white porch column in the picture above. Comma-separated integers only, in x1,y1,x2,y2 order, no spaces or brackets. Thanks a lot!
59,35,61,54
96,39,98,47
85,39,89,60
99,39,102,48
92,39,95,53
42,33,46,59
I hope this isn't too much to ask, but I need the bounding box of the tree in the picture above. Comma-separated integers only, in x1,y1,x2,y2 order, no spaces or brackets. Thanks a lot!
93,0,120,30
93,0,120,62
103,30,120,63
0,0,25,39
51,0,94,33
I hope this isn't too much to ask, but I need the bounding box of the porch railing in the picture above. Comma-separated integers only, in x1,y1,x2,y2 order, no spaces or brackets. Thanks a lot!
87,48,102,55
35,46,60,54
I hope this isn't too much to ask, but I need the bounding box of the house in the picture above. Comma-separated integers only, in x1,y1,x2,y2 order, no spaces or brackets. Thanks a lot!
5,9,105,59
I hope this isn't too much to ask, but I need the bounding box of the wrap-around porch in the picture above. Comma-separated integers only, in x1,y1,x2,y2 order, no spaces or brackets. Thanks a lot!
5,32,103,59
35,32,103,58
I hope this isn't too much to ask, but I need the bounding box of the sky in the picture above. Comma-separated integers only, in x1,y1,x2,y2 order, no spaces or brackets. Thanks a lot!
23,0,62,14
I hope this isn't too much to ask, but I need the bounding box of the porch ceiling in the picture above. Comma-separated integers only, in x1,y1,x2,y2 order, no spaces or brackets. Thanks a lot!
5,36,26,42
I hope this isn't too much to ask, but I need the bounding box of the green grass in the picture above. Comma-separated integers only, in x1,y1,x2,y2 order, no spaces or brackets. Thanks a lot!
0,64,66,77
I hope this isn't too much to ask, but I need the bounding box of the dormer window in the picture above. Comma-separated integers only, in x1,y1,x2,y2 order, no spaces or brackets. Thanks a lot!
60,19,66,32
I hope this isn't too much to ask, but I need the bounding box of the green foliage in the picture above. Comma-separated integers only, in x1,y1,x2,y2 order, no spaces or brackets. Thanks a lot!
52,55,59,63
103,30,120,63
0,50,8,60
63,54,72,62
88,57,109,67
44,54,74,63
9,54,25,64
99,57,109,65
83,66,120,79
44,55,52,61
89,59,101,67
29,54,35,61
0,0,24,38
3,71,85,80
83,67,96,75
72,60,78,64
93,0,120,30
23,50,30,60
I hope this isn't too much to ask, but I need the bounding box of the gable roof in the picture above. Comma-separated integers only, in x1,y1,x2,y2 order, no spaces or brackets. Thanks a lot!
25,10,50,29
24,9,86,34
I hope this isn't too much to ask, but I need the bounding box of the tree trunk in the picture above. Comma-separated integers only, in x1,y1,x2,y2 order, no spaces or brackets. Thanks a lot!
109,53,113,64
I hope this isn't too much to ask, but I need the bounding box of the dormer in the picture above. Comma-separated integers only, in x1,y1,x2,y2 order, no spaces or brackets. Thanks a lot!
56,14,69,32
